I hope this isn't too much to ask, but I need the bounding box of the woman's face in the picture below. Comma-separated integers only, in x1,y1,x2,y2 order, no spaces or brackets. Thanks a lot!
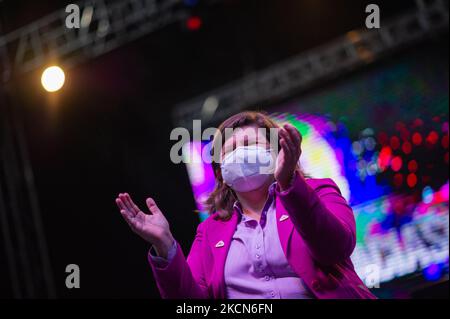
221,125,270,160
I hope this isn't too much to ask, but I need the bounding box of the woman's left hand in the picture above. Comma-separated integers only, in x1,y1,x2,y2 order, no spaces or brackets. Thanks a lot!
275,124,303,191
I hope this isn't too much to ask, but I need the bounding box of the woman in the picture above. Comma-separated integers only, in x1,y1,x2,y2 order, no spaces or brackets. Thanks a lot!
115,111,376,299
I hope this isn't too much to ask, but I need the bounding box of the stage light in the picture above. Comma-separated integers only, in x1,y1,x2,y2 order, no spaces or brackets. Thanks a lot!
412,132,423,145
390,136,400,150
351,141,363,156
402,141,412,154
364,137,376,151
378,146,392,171
422,186,434,204
408,160,418,173
432,116,441,123
41,66,65,92
426,131,439,145
412,118,424,128
407,173,418,188
366,161,378,176
362,128,375,136
391,156,403,172
423,263,442,281
186,16,202,31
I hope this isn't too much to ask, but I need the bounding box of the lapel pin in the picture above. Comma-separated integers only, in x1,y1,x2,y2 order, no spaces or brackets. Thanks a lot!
279,214,289,222
215,240,225,248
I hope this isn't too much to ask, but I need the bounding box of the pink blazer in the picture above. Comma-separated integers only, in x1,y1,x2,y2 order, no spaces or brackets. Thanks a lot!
148,172,376,299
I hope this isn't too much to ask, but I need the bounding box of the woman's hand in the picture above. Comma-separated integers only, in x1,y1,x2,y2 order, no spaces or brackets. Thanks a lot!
116,193,174,258
275,124,303,191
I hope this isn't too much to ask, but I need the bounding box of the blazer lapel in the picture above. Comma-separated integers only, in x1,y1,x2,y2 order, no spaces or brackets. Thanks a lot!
208,210,239,298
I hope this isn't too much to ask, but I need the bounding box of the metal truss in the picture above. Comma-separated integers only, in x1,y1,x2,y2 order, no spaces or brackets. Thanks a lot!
172,0,449,129
0,88,57,298
0,0,190,83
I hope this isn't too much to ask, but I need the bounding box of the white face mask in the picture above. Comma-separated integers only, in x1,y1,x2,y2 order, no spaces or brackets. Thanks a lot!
220,145,275,193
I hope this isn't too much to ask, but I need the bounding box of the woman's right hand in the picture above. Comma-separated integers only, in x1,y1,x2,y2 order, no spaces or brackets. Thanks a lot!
116,193,174,258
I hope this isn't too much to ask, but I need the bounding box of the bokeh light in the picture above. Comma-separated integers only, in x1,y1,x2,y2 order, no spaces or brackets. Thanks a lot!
41,66,65,92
